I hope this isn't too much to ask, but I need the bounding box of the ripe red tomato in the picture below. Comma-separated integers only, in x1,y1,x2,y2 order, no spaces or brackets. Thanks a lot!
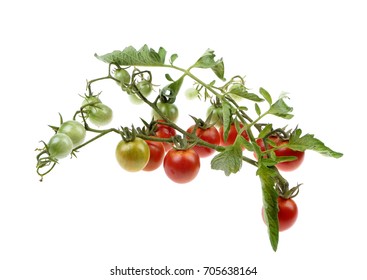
262,197,298,231
256,136,305,171
155,121,176,151
186,125,220,158
163,149,200,184
219,123,249,147
143,140,165,171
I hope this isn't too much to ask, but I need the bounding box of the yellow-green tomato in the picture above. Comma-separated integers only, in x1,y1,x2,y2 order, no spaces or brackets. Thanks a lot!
115,138,150,172
58,120,86,147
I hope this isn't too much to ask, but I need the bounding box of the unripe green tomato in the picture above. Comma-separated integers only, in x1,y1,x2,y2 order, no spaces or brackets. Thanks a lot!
82,97,113,127
58,120,86,147
114,68,130,85
129,80,153,105
136,80,153,95
88,103,113,127
48,133,73,160
185,88,199,100
153,102,179,122
206,105,223,127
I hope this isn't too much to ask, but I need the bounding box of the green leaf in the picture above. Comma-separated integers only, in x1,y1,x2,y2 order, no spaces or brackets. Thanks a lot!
221,101,232,142
169,54,178,64
193,49,225,81
211,60,225,81
229,86,264,102
211,140,243,176
259,87,272,105
158,47,167,64
268,97,294,119
94,45,166,66
161,76,185,102
257,165,279,251
257,124,273,139
165,73,173,81
262,156,297,167
238,136,254,151
288,129,343,158
255,103,261,116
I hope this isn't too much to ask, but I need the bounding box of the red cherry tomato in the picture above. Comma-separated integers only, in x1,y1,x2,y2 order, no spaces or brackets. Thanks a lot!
155,121,176,151
143,140,165,171
262,197,298,231
256,136,305,171
219,123,249,147
186,125,220,158
163,148,200,184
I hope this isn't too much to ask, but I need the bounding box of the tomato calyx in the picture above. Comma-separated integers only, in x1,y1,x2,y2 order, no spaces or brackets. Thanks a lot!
272,166,302,199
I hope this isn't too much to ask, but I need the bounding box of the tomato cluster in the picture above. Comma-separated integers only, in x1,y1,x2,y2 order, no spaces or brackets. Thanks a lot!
46,120,86,160
114,119,220,184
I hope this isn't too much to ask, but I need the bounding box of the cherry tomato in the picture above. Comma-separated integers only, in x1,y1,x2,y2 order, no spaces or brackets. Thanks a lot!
186,125,220,158
115,138,150,172
48,133,73,160
185,88,199,100
163,148,200,184
219,123,249,147
256,136,305,171
206,105,223,127
153,102,179,122
143,140,165,171
114,68,130,85
82,97,113,127
155,121,176,151
129,80,153,105
58,120,86,147
262,197,298,231
136,80,153,95
88,103,113,127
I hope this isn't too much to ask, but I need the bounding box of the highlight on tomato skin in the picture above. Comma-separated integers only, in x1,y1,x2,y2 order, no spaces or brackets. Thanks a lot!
163,148,200,184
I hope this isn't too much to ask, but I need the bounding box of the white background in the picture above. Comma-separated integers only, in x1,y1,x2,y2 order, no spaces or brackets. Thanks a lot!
1,0,366,279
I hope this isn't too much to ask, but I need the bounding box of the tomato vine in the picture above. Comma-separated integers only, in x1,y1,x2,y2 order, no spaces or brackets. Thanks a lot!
35,45,343,251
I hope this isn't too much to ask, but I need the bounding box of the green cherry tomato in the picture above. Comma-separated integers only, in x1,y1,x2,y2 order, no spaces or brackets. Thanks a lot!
185,88,199,100
58,120,86,147
206,105,223,127
129,80,153,105
136,80,153,96
82,97,113,127
114,68,130,85
115,138,150,172
48,133,73,160
153,102,179,122
89,103,113,127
